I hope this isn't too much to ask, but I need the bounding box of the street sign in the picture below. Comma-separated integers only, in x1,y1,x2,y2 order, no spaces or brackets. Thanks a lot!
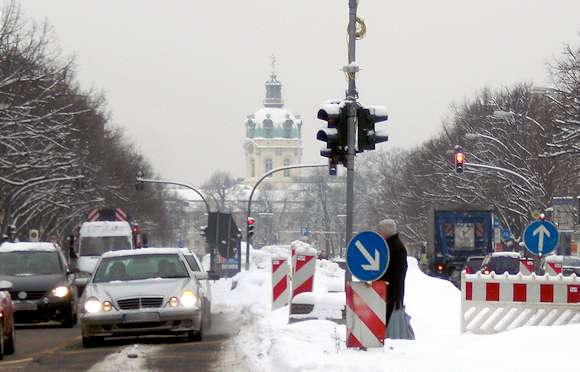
302,227,310,236
501,227,511,241
346,231,389,281
523,220,559,255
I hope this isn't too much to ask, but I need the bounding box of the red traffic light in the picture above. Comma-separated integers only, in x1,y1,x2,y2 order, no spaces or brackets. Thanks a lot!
455,152,464,163
247,217,256,226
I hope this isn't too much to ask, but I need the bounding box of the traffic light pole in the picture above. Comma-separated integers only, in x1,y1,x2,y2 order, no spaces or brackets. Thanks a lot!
245,163,327,271
344,0,358,284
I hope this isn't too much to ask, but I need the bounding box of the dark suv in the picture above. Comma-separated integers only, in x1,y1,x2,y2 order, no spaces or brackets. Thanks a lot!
0,242,78,327
479,252,523,275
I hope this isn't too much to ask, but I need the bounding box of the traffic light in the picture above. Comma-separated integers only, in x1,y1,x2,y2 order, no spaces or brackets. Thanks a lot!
454,148,465,174
135,170,145,191
316,102,347,175
7,224,16,242
357,104,389,152
247,217,256,239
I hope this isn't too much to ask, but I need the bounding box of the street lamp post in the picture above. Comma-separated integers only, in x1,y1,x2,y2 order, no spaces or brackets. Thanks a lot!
245,163,327,271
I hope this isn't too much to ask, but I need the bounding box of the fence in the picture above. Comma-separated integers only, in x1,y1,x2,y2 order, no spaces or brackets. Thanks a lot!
461,271,580,334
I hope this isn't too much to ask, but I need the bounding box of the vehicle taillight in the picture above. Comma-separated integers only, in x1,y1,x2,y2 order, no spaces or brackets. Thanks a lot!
465,266,473,274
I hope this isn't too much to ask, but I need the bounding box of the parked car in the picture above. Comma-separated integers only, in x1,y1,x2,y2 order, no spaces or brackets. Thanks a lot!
479,252,526,275
0,280,15,360
541,255,580,276
463,256,485,274
0,242,78,327
80,248,213,347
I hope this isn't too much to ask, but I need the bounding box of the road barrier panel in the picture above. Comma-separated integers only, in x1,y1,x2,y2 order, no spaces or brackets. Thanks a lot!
545,261,562,276
461,271,580,334
291,243,317,298
346,281,387,348
271,255,290,311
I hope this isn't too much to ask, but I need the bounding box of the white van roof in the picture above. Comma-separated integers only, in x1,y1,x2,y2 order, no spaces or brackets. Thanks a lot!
80,221,132,237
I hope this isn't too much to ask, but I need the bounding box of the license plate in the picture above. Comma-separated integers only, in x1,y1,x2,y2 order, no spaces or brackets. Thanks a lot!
123,312,159,323
14,301,37,311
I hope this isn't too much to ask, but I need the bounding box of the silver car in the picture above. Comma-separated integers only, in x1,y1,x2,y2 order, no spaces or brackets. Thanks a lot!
80,248,211,347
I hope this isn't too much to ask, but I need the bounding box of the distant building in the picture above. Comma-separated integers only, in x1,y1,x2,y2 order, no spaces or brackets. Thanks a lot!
243,62,303,188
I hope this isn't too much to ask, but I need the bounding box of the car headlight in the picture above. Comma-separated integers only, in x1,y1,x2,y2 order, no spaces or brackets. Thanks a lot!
52,286,69,298
84,297,102,313
102,301,113,312
180,290,198,308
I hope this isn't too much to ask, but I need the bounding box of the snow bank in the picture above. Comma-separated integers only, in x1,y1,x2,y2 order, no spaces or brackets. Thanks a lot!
291,240,317,256
230,248,580,372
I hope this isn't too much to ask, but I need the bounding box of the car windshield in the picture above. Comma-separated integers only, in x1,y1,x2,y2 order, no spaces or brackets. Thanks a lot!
93,254,189,283
485,256,519,274
466,258,484,272
0,251,63,276
80,236,132,256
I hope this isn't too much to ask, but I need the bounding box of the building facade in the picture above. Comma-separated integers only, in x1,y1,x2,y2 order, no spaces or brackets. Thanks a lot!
243,69,303,187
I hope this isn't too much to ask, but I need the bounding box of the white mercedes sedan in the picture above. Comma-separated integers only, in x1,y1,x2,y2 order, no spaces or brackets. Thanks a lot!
80,248,212,347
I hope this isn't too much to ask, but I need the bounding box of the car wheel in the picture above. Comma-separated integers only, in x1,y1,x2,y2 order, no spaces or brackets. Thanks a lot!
82,336,103,348
61,306,76,328
4,321,15,355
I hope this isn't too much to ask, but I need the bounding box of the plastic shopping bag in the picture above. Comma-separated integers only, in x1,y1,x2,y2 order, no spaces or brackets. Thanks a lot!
387,305,415,340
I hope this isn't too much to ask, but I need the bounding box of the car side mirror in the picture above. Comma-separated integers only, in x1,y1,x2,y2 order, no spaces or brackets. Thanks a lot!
207,271,220,280
0,280,13,291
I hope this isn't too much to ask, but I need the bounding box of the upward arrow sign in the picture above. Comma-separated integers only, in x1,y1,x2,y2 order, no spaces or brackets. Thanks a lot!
533,224,551,253
355,240,380,271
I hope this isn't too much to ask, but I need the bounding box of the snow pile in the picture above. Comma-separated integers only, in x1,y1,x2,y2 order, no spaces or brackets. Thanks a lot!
291,240,317,256
228,248,580,372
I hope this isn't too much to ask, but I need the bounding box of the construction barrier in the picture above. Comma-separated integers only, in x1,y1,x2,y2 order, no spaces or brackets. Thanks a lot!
271,256,290,310
519,259,534,275
461,271,580,334
545,261,562,276
346,281,387,348
291,244,317,298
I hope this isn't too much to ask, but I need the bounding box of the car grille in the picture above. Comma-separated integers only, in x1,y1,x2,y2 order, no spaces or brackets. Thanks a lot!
10,291,46,301
117,297,163,310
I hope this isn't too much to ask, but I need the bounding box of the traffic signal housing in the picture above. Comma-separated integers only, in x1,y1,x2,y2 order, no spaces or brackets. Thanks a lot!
357,105,389,152
316,102,348,175
135,170,145,191
247,217,256,239
454,148,465,173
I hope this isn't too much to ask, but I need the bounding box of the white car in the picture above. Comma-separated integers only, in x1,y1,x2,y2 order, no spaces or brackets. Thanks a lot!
80,248,212,347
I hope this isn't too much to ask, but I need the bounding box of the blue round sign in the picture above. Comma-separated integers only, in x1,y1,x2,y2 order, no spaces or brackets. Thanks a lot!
523,220,559,255
346,231,389,281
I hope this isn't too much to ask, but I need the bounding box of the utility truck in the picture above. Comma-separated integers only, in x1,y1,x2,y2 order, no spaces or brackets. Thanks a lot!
428,208,495,285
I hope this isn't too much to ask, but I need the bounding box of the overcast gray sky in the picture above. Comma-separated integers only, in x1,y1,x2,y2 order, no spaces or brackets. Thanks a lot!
20,0,580,185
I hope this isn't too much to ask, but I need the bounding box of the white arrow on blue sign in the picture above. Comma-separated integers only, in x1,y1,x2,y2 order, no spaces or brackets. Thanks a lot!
346,231,389,282
523,220,559,255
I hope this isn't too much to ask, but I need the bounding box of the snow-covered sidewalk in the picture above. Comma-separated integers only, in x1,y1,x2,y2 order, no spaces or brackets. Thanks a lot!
226,244,580,372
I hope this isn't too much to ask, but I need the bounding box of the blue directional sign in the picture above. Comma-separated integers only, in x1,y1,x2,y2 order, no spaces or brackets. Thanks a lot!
346,231,389,281
501,227,511,241
523,220,559,255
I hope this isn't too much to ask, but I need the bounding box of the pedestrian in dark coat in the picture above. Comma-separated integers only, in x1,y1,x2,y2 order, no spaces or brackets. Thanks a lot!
377,219,408,326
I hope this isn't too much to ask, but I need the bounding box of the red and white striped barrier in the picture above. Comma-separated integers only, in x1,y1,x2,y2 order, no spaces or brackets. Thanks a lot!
461,271,580,334
519,259,534,275
291,243,317,298
545,262,562,276
271,256,290,310
346,281,387,348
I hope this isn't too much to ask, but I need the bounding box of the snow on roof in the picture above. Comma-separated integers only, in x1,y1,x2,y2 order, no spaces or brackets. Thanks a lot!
80,221,132,237
0,242,59,253
251,107,301,128
102,247,184,258
491,252,521,258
